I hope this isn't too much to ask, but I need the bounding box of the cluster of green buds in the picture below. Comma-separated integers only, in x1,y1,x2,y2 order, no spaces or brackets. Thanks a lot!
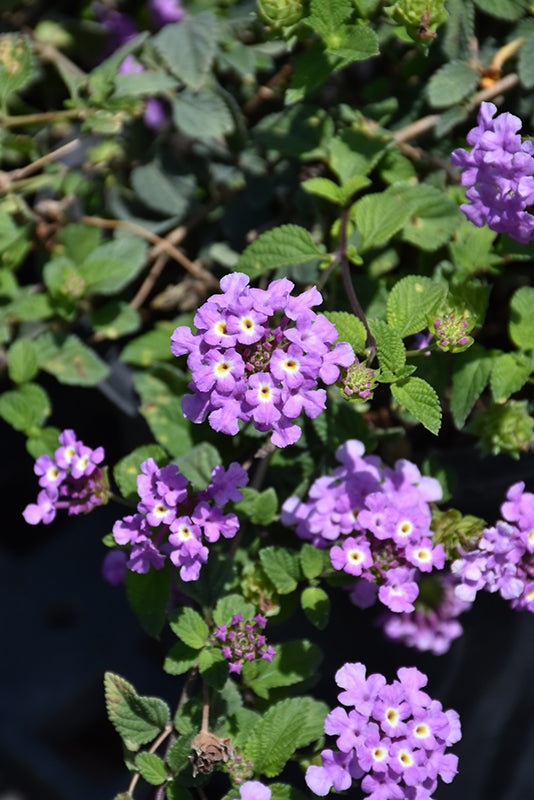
470,400,534,459
430,309,475,353
338,358,379,402
257,0,306,29
384,0,447,47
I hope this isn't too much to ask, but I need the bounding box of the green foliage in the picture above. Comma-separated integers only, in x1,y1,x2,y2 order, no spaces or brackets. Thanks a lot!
301,586,331,629
260,547,301,594
236,487,278,525
113,445,168,498
169,606,209,649
236,225,323,278
242,639,323,698
134,752,168,785
104,672,170,749
126,564,171,638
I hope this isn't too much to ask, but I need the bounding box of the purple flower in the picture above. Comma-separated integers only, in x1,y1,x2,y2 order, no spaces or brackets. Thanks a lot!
101,550,128,586
216,612,276,674
149,0,185,28
451,101,534,242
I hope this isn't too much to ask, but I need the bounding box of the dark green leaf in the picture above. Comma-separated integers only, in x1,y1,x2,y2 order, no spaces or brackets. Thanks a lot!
450,344,495,428
260,547,300,594
301,586,330,629
387,275,447,337
104,672,170,749
174,443,222,491
242,640,323,699
126,564,171,638
153,13,218,89
171,89,234,140
427,60,479,108
391,376,442,434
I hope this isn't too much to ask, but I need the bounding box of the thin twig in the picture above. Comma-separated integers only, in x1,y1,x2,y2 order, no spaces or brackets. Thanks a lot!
0,108,83,129
201,681,210,734
3,138,81,184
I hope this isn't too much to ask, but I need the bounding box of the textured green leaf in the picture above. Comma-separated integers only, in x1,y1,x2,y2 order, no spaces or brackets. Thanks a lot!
442,0,475,59
164,640,199,675
130,163,191,217
509,286,534,349
329,131,386,183
300,543,324,580
197,648,228,689
490,353,532,402
90,302,141,339
135,752,168,786
427,60,479,108
0,34,35,105
301,177,343,205
213,594,256,626
324,311,367,354
242,640,323,699
126,564,171,638
351,191,413,251
113,444,168,499
174,443,222,491
113,70,179,97
450,344,495,428
7,338,38,383
448,219,500,275
368,318,406,374
121,320,181,366
133,372,195,457
324,25,379,68
391,377,442,434
473,0,528,20
167,781,194,800
104,672,170,748
387,275,447,337
153,13,218,89
399,185,460,251
518,35,534,89
171,89,234,140
307,0,352,36
167,733,196,774
301,586,330,629
244,697,327,776
260,547,300,594
79,237,147,296
0,382,50,433
36,333,109,386
236,224,323,279
169,606,209,649
236,487,278,525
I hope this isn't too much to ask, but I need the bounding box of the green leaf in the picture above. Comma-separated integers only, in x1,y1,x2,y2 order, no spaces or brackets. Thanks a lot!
391,377,442,434
169,606,209,649
450,344,495,427
427,60,479,108
399,185,460,251
260,547,300,594
126,565,171,638
153,13,218,89
36,333,109,386
174,443,222,491
443,0,475,59
164,640,200,675
167,733,195,774
509,286,534,349
490,353,532,402
113,445,168,498
367,319,406,374
171,89,234,140
301,177,343,205
236,224,323,279
473,0,528,20
301,586,330,629
300,543,324,580
518,35,534,89
104,672,170,749
130,163,191,218
7,338,38,383
324,311,367,354
135,752,168,786
213,594,256,626
242,640,323,699
0,382,50,433
26,426,61,460
448,219,500,276
324,25,379,69
133,372,195,457
90,302,141,339
113,70,179,97
351,190,413,251
79,236,147,296
329,131,386,183
387,275,447,337
0,34,35,106
121,320,180,366
236,487,278,525
307,0,352,36
244,697,327,776
269,784,310,800
197,648,228,689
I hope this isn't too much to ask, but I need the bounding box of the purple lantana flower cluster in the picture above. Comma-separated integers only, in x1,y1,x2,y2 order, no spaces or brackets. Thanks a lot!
231,781,271,800
451,101,534,242
215,612,276,675
112,459,248,581
23,429,107,526
281,440,444,613
379,575,471,655
452,480,534,610
170,273,354,448
306,662,461,798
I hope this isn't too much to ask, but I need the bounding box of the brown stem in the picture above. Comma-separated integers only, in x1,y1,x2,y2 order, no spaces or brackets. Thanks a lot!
2,139,81,185
201,681,210,734
0,108,83,129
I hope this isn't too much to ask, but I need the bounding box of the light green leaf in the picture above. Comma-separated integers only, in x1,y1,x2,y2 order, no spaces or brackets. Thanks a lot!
135,752,168,786
427,60,479,108
213,594,256,626
121,320,180,366
133,372,195,457
399,185,460,251
448,219,500,276
90,301,141,340
0,382,50,433
300,543,324,580
387,275,447,337
113,445,168,499
236,487,278,526
7,338,38,383
324,311,367,354
245,697,327,776
169,606,209,649
26,426,61,460
171,89,234,140
269,784,310,800
242,640,323,699
174,443,222,491
236,224,323,279
307,0,352,36
126,564,171,638
37,333,109,386
0,34,35,106
197,648,228,689
153,13,218,89
164,640,200,675
301,586,330,629
490,353,532,402
391,376,442,434
368,318,406,374
518,35,534,89
351,190,413,251
260,547,300,594
509,286,534,349
301,177,343,205
79,236,147,296
450,344,495,428
104,672,170,749
324,25,379,68
113,70,179,97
